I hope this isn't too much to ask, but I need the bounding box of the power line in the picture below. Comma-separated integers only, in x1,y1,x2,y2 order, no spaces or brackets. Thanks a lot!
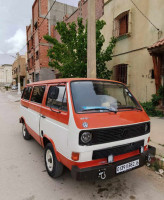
130,0,160,31
19,0,57,53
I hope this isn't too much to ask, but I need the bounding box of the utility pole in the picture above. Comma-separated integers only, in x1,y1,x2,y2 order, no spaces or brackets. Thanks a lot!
17,52,21,94
87,0,96,78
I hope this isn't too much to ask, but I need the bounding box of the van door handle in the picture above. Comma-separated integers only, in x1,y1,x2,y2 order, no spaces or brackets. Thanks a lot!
41,115,46,119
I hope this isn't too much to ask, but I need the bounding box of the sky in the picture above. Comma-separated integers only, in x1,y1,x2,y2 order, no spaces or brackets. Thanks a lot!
0,0,78,65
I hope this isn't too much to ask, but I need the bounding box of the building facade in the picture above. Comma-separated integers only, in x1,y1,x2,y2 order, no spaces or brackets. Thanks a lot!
0,64,12,86
26,0,77,82
101,0,164,103
12,55,27,88
52,0,104,77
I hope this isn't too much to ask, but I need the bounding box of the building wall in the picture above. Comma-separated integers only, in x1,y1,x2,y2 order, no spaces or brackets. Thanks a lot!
101,0,164,102
12,56,26,86
0,65,12,86
64,0,104,23
26,0,77,82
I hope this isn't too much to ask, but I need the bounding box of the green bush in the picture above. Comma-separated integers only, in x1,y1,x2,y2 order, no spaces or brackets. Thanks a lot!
141,101,163,117
140,86,164,117
151,94,161,106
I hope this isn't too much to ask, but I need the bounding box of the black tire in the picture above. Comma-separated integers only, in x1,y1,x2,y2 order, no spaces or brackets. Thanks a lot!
44,143,64,178
22,123,32,140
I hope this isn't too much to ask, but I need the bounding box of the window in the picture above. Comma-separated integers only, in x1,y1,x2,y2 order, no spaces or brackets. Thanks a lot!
36,51,39,60
35,73,39,82
114,64,128,84
46,86,67,111
31,86,45,104
31,56,34,66
22,87,32,100
71,81,140,113
34,22,38,30
114,11,130,37
151,69,155,79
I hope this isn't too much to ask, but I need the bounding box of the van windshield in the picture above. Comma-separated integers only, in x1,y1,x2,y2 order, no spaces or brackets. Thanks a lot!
71,81,142,113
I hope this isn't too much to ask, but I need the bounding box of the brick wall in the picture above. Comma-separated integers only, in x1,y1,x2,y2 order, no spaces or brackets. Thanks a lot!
54,0,104,42
65,0,104,23
39,45,49,68
33,0,39,23
40,0,48,16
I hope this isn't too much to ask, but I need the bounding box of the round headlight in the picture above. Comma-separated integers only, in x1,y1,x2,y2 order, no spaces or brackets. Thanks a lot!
81,132,92,144
145,123,149,132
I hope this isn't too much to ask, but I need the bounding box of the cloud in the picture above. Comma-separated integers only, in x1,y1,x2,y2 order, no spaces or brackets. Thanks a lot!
0,50,4,54
5,29,26,54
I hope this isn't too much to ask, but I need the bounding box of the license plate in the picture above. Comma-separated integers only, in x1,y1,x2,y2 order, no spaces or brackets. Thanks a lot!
116,159,139,174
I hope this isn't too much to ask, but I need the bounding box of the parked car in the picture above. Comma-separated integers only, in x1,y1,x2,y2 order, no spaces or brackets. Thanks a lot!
12,85,18,90
19,78,156,180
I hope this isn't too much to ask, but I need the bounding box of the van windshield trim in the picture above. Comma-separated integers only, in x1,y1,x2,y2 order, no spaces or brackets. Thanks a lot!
70,80,142,114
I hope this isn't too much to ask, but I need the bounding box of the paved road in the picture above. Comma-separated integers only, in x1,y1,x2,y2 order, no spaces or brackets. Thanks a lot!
0,91,164,200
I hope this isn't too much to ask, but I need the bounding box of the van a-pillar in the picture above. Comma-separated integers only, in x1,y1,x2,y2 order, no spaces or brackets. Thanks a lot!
87,0,96,78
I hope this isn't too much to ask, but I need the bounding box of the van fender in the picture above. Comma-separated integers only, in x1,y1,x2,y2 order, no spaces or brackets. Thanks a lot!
43,134,61,162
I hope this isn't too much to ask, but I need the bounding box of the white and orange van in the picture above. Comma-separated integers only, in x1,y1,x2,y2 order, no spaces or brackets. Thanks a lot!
20,78,155,180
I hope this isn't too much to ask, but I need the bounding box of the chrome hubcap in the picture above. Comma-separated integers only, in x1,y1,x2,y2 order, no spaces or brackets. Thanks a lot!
46,150,53,172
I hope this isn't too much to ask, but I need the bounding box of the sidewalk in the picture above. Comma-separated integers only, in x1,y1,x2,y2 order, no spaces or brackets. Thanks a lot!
0,88,21,102
149,117,164,159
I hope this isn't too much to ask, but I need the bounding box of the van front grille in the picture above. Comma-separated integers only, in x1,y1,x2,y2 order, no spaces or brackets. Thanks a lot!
79,122,150,146
92,140,144,160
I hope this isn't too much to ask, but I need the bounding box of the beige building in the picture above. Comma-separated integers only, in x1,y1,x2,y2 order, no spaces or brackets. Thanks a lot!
0,64,12,86
101,0,164,104
12,55,27,87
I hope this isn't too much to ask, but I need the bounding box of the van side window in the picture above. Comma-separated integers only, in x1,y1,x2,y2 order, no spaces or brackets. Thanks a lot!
22,87,32,100
31,86,45,104
46,86,68,111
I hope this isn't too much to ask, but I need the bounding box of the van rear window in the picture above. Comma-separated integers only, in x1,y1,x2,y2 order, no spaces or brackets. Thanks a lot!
22,87,32,100
31,86,45,104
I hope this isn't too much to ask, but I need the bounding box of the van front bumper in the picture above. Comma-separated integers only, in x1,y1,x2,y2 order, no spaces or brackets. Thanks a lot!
71,146,156,181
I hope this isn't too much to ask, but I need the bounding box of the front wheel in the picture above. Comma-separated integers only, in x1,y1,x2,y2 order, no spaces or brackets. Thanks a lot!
22,123,32,140
45,143,64,178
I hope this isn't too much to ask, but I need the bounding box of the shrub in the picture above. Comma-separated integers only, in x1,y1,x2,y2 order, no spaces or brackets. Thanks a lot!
140,86,164,117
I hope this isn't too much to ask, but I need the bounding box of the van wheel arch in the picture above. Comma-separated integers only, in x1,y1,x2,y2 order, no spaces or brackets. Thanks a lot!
44,142,64,178
43,137,51,148
19,117,25,124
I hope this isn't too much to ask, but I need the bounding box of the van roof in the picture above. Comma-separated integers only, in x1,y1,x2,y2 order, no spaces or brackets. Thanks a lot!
26,78,124,86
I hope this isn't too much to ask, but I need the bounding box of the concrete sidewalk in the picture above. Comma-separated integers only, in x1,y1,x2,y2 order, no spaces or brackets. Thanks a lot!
0,89,21,102
150,117,164,160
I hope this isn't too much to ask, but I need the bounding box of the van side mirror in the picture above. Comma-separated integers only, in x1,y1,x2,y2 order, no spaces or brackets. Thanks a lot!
49,86,59,100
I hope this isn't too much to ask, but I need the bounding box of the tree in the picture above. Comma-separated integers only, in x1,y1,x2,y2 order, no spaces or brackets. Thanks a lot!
44,18,116,79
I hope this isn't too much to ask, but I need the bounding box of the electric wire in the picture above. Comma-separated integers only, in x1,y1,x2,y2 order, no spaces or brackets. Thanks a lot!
130,0,160,31
19,0,57,53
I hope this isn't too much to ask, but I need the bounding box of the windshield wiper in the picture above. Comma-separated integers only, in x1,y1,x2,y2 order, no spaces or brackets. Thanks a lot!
118,106,142,111
82,108,117,114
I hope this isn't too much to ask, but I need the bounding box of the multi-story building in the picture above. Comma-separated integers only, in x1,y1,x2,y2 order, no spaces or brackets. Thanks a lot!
0,64,12,86
12,55,27,88
26,0,77,82
101,0,164,104
52,0,104,77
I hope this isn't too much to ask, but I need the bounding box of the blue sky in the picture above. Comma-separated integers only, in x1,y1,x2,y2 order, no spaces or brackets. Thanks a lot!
0,0,78,65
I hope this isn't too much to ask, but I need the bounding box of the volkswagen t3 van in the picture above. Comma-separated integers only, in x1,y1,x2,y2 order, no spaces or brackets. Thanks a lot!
20,78,155,180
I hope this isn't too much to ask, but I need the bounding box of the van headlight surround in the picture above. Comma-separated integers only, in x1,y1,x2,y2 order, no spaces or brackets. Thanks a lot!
80,132,92,144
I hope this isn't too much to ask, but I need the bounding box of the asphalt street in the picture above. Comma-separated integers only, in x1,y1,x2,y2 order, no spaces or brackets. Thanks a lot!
0,91,164,200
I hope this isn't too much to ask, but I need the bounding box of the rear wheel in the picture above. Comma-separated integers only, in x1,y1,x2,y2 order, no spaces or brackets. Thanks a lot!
45,143,64,178
22,123,32,140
